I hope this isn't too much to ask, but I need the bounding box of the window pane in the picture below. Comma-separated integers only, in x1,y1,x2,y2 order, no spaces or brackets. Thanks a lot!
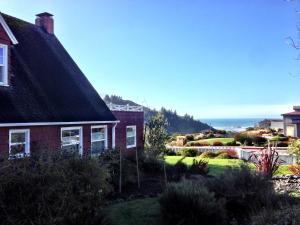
92,128,105,141
61,144,80,154
10,144,25,155
126,136,135,147
91,141,105,155
0,67,3,82
11,132,26,143
0,48,3,65
126,127,135,137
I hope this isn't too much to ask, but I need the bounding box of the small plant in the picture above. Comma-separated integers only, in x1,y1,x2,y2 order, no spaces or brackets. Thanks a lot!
288,164,300,176
249,143,284,178
200,151,217,158
190,159,209,175
216,149,238,159
216,152,230,159
160,181,226,225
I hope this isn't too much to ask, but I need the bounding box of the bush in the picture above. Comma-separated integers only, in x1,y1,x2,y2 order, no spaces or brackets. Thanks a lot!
205,166,277,223
288,164,300,176
216,149,238,159
216,152,230,159
225,140,240,146
185,134,194,142
234,133,248,144
179,148,198,157
160,181,226,225
190,159,209,175
252,136,267,147
163,148,176,156
212,141,223,146
166,160,189,181
0,151,112,225
140,154,164,174
250,205,300,225
185,141,209,147
200,151,217,158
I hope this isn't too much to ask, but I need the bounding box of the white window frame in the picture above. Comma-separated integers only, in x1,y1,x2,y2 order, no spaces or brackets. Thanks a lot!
91,125,108,154
0,44,8,86
61,126,83,155
126,125,137,149
9,129,30,158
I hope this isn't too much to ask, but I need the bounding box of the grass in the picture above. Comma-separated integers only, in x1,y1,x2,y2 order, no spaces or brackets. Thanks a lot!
165,156,292,176
165,156,245,176
198,137,234,144
104,198,160,225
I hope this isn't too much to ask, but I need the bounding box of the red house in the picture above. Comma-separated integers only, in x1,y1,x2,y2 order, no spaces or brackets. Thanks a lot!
0,12,144,158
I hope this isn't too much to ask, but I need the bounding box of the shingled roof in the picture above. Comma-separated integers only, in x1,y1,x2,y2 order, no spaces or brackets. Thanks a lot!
0,13,116,124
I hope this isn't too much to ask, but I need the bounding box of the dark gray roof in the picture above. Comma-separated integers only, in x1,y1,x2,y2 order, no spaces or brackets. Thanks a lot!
0,13,116,123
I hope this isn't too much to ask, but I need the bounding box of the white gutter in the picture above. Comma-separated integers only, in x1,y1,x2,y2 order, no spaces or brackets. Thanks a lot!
0,120,120,127
0,13,18,45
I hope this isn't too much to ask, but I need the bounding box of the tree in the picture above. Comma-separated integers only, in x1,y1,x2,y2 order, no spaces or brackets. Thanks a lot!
288,140,300,162
146,113,168,157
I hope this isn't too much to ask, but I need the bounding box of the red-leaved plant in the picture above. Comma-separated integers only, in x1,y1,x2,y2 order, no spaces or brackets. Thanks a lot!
249,142,284,178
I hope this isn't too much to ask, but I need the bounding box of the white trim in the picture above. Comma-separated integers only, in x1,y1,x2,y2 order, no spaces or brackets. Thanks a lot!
112,123,118,149
91,125,108,154
0,44,8,86
61,126,83,155
0,120,120,127
9,129,30,158
126,125,137,149
0,13,18,45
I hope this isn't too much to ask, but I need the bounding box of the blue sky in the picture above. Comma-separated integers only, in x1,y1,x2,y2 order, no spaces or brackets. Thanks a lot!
1,0,299,118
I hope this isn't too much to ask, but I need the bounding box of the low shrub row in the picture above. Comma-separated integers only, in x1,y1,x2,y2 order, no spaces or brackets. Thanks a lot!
160,166,299,225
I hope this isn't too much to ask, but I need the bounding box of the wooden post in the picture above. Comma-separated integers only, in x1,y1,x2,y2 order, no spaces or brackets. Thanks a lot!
119,148,122,193
136,148,141,189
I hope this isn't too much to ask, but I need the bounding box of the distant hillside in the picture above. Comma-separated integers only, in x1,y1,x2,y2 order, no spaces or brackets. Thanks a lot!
104,95,212,134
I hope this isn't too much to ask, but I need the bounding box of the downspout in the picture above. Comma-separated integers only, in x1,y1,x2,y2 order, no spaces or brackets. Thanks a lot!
112,122,118,149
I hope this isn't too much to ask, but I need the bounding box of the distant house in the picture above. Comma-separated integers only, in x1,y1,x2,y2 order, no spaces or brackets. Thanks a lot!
258,119,283,131
0,12,143,158
282,106,300,138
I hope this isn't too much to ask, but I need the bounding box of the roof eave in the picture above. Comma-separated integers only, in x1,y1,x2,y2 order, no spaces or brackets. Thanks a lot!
0,13,19,45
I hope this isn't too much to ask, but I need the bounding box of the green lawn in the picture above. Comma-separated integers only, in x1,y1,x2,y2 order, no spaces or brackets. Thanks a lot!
165,156,292,176
104,198,160,225
197,138,234,144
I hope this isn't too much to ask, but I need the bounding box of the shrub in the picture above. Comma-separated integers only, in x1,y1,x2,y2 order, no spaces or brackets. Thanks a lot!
185,134,194,142
140,154,164,174
216,152,230,159
277,142,288,147
288,164,300,176
160,181,226,225
225,140,239,146
190,159,209,175
163,148,176,156
251,136,267,147
0,152,112,225
179,148,198,157
234,133,248,144
186,141,209,147
200,151,217,158
205,166,278,223
166,160,189,181
212,141,223,146
250,205,300,225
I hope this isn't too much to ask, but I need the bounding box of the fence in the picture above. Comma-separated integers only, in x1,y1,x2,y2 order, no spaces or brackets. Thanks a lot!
108,103,143,112
166,145,297,165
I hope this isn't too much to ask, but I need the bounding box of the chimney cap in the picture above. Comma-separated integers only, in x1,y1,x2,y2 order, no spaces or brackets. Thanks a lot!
36,12,53,17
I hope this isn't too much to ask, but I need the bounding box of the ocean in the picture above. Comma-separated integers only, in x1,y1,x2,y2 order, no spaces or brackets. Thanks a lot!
201,118,264,132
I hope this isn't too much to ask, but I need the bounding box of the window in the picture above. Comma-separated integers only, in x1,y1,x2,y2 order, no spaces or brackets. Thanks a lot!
9,129,30,158
61,127,82,154
91,126,107,155
0,44,8,86
126,126,136,148
286,125,295,137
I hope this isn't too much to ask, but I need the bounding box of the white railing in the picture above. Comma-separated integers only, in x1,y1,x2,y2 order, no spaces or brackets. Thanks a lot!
108,103,143,112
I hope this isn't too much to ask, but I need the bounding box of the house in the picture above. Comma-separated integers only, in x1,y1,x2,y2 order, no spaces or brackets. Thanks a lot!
282,106,300,138
0,12,144,158
257,119,283,131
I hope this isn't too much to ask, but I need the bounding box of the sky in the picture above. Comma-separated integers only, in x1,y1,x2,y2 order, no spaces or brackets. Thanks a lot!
1,0,300,119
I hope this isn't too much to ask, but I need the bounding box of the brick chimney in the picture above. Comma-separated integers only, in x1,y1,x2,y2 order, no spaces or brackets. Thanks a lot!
35,12,54,34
